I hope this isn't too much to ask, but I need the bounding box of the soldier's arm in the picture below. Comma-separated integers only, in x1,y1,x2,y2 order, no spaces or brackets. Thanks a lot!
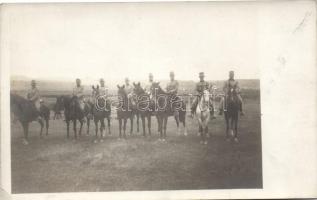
30,89,40,101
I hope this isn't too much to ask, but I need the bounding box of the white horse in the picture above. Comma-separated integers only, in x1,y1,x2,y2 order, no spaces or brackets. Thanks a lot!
195,89,211,145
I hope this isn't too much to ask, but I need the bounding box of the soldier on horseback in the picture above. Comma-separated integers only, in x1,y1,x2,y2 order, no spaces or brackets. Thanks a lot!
144,73,154,96
190,72,216,119
72,78,85,111
26,80,42,118
166,71,180,113
219,70,244,116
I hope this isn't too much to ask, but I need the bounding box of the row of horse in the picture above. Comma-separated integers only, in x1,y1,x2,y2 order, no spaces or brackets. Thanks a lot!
10,82,241,145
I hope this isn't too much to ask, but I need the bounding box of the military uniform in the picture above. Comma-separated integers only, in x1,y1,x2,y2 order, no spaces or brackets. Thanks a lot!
166,80,179,95
219,79,244,113
190,72,215,117
73,85,85,110
27,87,41,111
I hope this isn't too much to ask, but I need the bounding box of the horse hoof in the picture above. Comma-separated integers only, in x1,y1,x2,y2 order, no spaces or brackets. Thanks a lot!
100,139,104,143
234,138,239,143
204,141,208,145
94,140,98,143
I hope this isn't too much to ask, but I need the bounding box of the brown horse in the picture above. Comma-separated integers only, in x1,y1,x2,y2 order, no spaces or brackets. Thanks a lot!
133,82,155,137
55,95,90,139
90,85,111,143
117,85,135,139
10,93,50,145
224,88,240,142
150,82,187,141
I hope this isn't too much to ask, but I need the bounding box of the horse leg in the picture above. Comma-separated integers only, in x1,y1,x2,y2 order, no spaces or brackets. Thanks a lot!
73,120,77,139
234,118,238,142
157,116,160,133
123,118,127,139
94,119,98,143
79,119,83,136
141,116,146,137
174,113,180,135
66,120,70,139
183,116,187,136
107,117,111,135
38,118,44,138
163,116,168,140
45,118,49,136
22,122,29,145
86,117,90,135
147,115,152,136
225,115,230,140
119,118,122,139
101,119,105,141
157,116,162,139
130,116,133,135
137,114,140,133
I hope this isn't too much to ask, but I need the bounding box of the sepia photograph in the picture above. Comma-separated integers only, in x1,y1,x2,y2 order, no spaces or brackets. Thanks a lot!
2,1,317,199
7,2,262,193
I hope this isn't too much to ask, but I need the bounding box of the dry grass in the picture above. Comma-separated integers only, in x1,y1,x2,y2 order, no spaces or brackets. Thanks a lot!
11,97,262,193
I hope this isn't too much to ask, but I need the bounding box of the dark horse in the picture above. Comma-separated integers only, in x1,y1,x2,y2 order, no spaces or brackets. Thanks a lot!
10,93,50,145
151,82,187,141
55,95,91,139
117,85,135,139
133,82,155,137
90,85,111,143
53,97,63,120
224,88,240,142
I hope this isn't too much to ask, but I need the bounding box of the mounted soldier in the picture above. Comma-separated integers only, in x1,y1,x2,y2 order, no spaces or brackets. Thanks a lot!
144,73,154,97
219,70,244,116
166,71,180,113
190,72,215,119
26,80,42,118
72,78,85,111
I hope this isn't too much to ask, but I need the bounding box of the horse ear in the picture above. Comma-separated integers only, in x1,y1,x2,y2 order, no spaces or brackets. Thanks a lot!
117,85,120,89
138,82,140,86
133,82,136,87
97,85,99,89
92,85,94,89
157,82,160,85
122,85,125,89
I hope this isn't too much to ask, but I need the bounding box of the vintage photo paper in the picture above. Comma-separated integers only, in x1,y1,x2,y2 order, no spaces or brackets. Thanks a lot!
1,1,317,199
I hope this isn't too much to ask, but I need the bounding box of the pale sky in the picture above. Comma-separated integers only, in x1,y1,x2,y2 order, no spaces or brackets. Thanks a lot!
8,2,259,84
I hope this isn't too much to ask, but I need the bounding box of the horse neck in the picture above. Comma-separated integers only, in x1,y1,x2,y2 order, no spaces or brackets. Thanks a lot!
199,93,209,110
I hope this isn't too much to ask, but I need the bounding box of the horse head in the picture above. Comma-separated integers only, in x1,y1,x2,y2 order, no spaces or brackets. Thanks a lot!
150,82,163,95
133,82,144,96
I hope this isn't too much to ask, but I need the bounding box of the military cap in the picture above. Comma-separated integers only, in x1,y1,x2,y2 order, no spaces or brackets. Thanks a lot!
170,71,175,76
199,72,204,77
149,73,153,77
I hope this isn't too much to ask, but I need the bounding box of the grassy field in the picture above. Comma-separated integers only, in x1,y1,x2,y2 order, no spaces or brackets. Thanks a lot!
11,95,262,193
